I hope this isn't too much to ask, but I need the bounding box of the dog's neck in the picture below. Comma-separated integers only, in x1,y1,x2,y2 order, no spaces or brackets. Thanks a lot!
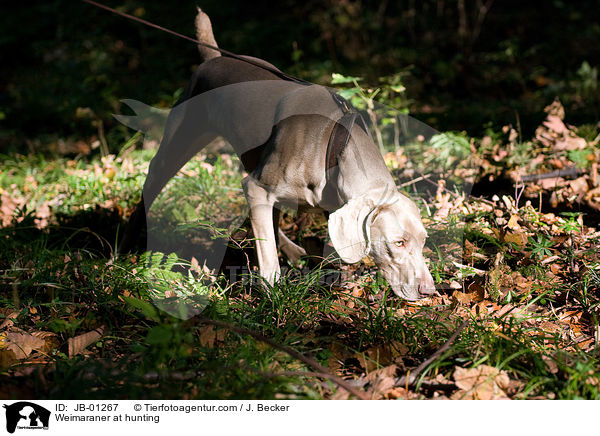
333,130,396,207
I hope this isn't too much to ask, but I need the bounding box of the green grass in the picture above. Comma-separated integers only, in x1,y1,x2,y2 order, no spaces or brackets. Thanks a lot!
1,141,600,400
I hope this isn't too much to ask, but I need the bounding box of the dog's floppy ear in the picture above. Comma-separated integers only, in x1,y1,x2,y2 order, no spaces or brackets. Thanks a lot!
328,196,378,264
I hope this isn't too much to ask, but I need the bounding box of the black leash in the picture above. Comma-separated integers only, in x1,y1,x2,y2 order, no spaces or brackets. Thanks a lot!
81,0,313,86
82,0,370,178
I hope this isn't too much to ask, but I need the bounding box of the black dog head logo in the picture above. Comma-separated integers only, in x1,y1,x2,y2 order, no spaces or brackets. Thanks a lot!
3,402,50,434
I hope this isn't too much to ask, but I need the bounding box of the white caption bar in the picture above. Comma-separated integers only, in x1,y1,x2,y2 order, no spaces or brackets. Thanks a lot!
0,400,592,435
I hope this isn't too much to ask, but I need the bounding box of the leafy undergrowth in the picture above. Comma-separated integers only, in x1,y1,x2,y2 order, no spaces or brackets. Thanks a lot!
1,103,600,400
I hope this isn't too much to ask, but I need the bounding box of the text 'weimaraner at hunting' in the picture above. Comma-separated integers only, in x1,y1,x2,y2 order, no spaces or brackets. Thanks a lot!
119,8,437,301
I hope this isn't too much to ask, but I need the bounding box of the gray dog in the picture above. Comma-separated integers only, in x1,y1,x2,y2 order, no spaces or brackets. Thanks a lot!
120,9,437,301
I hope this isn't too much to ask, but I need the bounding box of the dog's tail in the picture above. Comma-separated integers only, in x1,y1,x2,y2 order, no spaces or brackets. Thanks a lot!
195,7,221,62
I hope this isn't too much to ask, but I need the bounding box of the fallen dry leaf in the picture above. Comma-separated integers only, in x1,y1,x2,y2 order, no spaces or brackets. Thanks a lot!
0,312,18,330
31,331,59,353
507,214,520,230
555,135,587,151
68,326,105,357
543,114,568,135
0,349,18,368
2,331,46,359
535,99,588,152
327,342,353,374
356,345,394,373
452,365,510,400
198,325,226,348
452,290,474,305
452,281,485,305
365,365,397,400
503,231,528,247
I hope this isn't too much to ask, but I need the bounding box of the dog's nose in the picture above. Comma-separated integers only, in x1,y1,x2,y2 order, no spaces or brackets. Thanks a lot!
418,275,438,297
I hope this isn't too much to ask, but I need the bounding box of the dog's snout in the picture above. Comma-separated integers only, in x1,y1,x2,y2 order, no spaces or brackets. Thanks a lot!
418,282,437,296
417,272,437,297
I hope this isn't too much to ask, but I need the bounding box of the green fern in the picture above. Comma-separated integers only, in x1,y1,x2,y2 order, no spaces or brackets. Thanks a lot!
139,251,211,300
427,132,471,169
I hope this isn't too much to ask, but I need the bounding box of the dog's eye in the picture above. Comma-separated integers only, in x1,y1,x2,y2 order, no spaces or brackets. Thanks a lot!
394,240,405,248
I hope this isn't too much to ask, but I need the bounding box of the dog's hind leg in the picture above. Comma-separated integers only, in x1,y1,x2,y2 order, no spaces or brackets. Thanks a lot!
118,113,216,254
278,229,307,265
271,207,307,266
142,131,217,207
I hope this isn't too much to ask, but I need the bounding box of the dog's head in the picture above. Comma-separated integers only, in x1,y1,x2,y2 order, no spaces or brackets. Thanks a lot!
328,191,436,300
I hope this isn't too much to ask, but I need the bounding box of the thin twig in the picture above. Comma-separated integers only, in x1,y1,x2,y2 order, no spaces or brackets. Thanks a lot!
515,177,525,209
398,173,431,188
257,370,339,380
395,320,469,388
97,119,109,157
418,173,495,206
196,316,369,400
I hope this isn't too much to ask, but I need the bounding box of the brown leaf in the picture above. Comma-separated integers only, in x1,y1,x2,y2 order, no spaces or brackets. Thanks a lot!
555,135,587,151
198,325,226,348
68,326,105,357
506,214,520,230
31,331,59,353
452,365,510,400
569,177,589,196
3,331,46,359
0,349,18,368
504,231,528,247
449,280,462,290
365,365,397,400
452,290,474,305
327,343,352,374
543,114,568,135
389,341,409,358
356,345,394,373
0,312,18,330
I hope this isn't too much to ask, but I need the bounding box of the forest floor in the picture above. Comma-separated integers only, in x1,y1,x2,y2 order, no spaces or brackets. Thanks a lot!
1,100,600,400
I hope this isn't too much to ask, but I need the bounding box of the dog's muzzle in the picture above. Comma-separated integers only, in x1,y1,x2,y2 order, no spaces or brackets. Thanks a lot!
380,259,438,301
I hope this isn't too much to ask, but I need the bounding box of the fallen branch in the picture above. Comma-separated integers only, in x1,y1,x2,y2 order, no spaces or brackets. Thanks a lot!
418,380,458,392
251,369,352,392
520,166,583,182
257,370,339,380
395,320,469,388
196,316,370,400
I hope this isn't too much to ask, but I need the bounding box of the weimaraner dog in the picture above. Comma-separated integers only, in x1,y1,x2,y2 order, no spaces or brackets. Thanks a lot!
120,9,436,301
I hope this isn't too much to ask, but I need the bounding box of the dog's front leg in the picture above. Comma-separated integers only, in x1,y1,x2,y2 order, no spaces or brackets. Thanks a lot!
243,177,280,285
